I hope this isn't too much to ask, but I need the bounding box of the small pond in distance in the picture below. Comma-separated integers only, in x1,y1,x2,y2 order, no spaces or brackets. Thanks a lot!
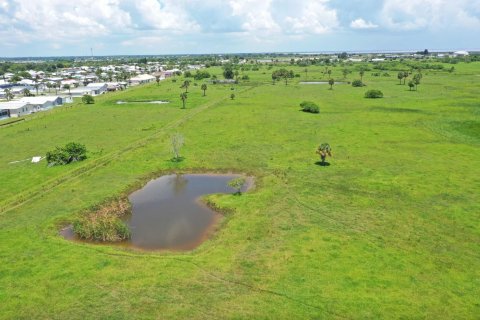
62,174,252,251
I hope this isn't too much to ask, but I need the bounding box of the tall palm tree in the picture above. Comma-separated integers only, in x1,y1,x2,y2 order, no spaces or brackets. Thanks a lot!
180,92,187,109
359,70,365,82
201,83,207,96
181,80,190,93
4,88,14,101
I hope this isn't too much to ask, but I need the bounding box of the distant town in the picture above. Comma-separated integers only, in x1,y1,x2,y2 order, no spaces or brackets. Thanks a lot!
0,50,475,121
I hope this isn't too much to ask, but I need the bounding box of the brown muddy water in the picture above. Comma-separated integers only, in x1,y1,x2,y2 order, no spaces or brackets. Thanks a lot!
61,174,252,251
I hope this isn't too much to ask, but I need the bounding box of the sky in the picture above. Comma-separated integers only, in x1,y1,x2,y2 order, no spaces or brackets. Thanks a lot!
0,0,479,57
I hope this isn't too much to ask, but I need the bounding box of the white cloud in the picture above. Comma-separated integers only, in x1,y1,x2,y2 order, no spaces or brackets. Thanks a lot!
229,0,280,32
134,0,199,31
1,0,133,42
350,18,378,29
381,0,480,30
283,0,338,34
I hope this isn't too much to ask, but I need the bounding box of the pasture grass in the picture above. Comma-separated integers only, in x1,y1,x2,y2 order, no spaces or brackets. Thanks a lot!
0,62,479,319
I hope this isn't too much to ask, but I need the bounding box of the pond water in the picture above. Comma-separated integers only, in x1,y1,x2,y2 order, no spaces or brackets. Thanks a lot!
61,174,252,251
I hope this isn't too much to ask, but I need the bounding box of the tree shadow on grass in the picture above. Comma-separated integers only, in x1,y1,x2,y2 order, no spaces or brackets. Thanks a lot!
170,157,185,163
314,161,331,167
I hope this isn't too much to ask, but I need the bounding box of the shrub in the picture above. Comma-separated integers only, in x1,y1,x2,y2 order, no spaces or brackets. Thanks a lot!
73,199,131,242
352,79,364,87
364,89,384,98
46,142,87,166
228,177,246,194
82,94,94,104
241,75,250,80
300,101,320,114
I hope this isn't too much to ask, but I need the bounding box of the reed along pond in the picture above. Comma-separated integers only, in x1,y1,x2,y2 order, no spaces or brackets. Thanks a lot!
62,174,252,251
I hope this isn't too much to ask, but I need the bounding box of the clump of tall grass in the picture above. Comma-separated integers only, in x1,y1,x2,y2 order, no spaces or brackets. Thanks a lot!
73,199,131,242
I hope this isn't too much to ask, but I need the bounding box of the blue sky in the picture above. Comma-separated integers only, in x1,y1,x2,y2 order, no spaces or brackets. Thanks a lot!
0,0,479,57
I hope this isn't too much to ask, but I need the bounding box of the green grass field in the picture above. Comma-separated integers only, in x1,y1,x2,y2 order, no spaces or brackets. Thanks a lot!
0,62,479,319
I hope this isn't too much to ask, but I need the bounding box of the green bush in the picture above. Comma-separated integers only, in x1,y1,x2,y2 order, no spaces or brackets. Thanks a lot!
46,142,87,166
300,101,320,114
81,94,95,104
228,177,246,194
352,79,364,87
364,89,384,98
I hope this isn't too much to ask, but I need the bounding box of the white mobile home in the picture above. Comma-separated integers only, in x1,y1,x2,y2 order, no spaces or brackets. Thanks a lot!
86,83,108,95
0,101,34,117
130,74,155,85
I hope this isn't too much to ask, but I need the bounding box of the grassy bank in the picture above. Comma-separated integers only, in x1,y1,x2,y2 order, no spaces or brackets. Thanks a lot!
0,62,479,319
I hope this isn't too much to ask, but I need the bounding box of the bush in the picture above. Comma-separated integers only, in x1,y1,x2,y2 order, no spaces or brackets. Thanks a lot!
364,89,384,99
194,70,211,80
46,142,87,166
228,177,246,194
81,94,94,104
300,101,320,114
73,199,131,242
352,79,364,87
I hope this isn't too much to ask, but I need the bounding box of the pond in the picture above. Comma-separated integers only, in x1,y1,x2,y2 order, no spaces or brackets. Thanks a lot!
61,174,252,251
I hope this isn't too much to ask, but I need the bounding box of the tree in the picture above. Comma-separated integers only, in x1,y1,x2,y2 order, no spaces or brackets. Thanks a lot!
201,83,207,96
342,68,349,79
413,73,422,90
4,88,13,101
316,143,332,166
34,75,40,95
230,93,235,100
63,84,71,95
180,92,187,109
304,68,308,79
170,133,184,161
408,80,415,91
397,72,404,84
234,70,239,81
272,68,294,85
82,94,95,104
155,75,160,86
403,71,409,85
359,69,365,82
328,78,334,90
228,177,246,195
22,88,31,96
223,65,234,79
181,80,190,93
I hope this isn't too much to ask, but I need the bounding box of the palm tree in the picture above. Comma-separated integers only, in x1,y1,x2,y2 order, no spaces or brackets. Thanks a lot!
180,92,187,109
201,83,207,96
181,80,190,93
342,69,349,79
316,143,332,166
155,76,160,86
22,88,31,96
304,68,308,80
4,88,14,101
359,70,365,82
34,83,40,96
